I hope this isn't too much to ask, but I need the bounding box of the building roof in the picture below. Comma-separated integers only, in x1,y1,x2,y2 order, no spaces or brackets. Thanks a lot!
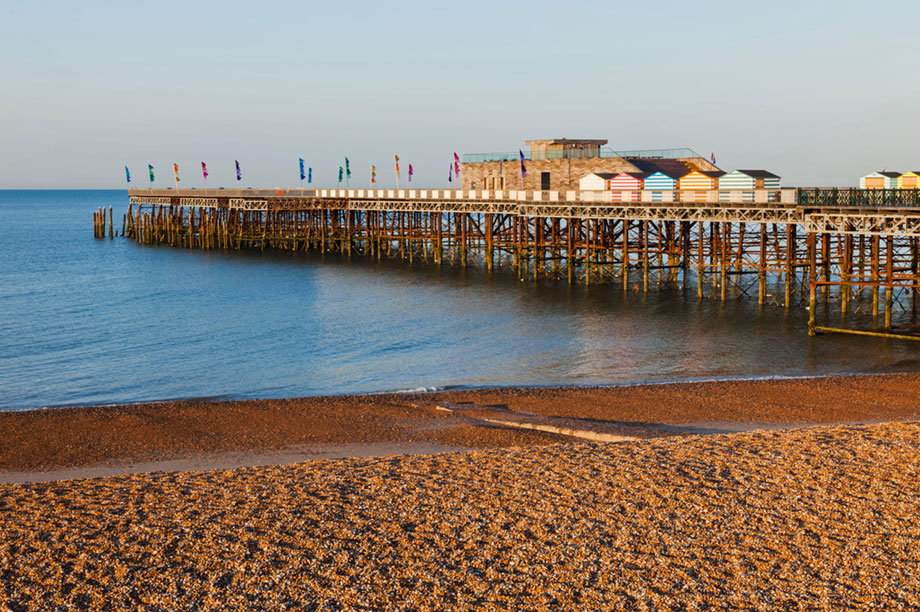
627,158,693,179
700,170,726,178
525,138,609,147
734,169,780,179
585,173,619,180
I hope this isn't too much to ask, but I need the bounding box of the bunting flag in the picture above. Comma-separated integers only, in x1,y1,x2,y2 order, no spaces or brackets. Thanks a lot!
235,160,241,181
394,154,400,177
148,164,155,183
338,167,343,183
299,158,306,181
519,150,527,178
345,157,351,179
408,164,413,182
308,167,312,184
371,165,377,184
201,162,209,180
173,163,180,182
710,152,717,165
453,152,461,178
124,166,131,183
448,164,453,183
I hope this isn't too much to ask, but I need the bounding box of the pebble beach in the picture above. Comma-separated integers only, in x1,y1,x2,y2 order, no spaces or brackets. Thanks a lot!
2,375,920,610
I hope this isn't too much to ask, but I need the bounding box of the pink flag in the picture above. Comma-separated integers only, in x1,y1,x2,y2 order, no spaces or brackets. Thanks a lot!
453,152,461,177
201,162,209,179
408,164,414,182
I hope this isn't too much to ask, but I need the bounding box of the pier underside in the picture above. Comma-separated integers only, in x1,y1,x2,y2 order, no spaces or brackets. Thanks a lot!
101,188,920,339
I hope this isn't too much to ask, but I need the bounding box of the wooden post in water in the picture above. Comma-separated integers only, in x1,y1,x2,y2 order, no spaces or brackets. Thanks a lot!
884,234,894,328
486,213,494,273
871,234,880,318
622,219,630,291
697,221,705,299
784,224,793,308
642,220,650,293
720,223,729,302
842,229,852,314
758,223,767,304
808,231,817,335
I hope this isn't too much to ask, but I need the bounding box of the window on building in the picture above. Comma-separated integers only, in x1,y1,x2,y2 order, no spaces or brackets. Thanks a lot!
541,172,551,190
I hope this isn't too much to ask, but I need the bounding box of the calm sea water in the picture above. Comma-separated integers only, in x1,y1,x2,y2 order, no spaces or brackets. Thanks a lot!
1,190,919,412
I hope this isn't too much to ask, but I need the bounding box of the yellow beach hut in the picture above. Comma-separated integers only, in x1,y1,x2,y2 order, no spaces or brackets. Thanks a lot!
898,172,920,190
678,170,724,201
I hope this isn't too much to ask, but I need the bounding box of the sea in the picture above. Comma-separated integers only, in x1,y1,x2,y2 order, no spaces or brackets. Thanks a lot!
1,189,919,412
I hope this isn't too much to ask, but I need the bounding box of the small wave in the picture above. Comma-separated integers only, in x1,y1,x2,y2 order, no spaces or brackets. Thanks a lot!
389,386,444,394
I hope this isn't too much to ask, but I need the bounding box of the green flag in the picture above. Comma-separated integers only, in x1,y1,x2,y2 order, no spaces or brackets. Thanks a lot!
345,157,351,179
338,167,343,183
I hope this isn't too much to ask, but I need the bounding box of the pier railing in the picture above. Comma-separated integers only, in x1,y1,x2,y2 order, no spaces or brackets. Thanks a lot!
462,147,702,163
797,188,920,208
131,187,798,206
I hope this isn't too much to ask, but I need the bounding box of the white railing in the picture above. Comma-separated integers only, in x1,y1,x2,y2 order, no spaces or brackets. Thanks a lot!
129,188,800,205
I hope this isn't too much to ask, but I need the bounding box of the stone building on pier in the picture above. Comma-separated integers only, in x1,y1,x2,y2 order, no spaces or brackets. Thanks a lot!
460,138,719,191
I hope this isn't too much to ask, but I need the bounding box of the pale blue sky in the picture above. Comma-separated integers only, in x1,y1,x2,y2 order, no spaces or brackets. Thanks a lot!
1,0,918,188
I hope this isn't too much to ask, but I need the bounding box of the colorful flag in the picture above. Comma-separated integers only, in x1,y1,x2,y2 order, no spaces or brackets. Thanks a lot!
338,167,343,183
519,149,527,178
201,162,208,180
299,158,306,181
371,165,377,184
124,166,131,183
394,154,400,177
408,164,413,182
235,160,241,181
345,157,351,179
453,152,461,178
710,152,717,165
173,163,180,182
148,164,154,183
308,167,312,184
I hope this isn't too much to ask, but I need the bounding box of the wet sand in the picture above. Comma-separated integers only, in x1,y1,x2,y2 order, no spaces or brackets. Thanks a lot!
2,420,919,610
2,373,920,477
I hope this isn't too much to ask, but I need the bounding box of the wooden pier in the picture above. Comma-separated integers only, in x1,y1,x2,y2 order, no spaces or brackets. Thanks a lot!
115,187,920,339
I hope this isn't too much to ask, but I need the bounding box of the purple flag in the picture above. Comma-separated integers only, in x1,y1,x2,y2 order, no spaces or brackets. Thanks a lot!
711,152,716,165
519,149,527,178
448,164,453,183
408,164,413,182
235,160,241,181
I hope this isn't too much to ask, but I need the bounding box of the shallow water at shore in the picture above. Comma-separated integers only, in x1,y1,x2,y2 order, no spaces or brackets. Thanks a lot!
3,190,920,411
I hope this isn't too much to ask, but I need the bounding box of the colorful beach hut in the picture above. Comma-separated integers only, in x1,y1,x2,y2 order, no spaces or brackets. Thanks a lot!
578,173,617,191
678,170,725,201
717,170,780,202
718,170,781,190
860,172,900,190
898,172,920,190
608,172,647,201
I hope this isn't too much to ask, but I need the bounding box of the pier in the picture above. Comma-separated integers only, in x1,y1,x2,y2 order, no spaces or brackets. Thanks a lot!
113,187,920,339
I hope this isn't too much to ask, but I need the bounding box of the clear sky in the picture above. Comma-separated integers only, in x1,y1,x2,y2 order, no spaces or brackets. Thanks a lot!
1,0,918,188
